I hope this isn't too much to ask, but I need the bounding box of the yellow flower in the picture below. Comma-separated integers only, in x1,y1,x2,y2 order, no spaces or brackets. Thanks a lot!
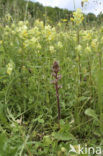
82,31,92,41
91,39,97,49
49,46,55,53
76,44,82,52
57,41,63,48
72,8,84,25
7,61,14,75
37,43,41,50
62,19,68,22
34,20,44,28
21,30,28,38
5,13,12,21
82,0,88,2
70,17,74,22
57,22,61,27
18,21,24,27
85,45,91,54
5,26,10,31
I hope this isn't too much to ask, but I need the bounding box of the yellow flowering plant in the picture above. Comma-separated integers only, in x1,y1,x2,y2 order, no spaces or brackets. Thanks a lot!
71,8,84,26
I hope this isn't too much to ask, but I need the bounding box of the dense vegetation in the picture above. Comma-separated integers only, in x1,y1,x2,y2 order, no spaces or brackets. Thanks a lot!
0,0,103,25
0,0,103,156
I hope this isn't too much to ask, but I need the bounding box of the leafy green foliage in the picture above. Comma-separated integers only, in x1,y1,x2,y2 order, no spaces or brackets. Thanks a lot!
85,108,98,120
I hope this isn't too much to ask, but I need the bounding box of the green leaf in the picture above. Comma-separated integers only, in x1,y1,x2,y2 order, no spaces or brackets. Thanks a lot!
38,118,44,124
0,134,16,156
53,132,75,141
85,108,98,120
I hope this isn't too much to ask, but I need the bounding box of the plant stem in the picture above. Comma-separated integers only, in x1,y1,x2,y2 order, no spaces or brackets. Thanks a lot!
55,73,61,122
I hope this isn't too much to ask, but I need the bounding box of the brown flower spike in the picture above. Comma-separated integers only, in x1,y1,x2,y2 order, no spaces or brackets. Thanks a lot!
52,61,62,129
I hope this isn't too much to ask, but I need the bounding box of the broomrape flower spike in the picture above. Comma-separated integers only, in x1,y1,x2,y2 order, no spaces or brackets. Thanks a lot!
52,61,62,129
